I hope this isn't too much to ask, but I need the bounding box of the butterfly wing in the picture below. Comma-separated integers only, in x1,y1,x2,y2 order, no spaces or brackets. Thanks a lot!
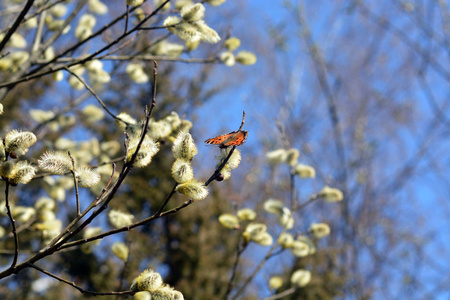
222,130,248,147
205,132,235,145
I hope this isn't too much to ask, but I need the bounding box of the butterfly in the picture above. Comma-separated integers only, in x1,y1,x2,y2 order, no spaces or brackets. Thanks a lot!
205,130,248,148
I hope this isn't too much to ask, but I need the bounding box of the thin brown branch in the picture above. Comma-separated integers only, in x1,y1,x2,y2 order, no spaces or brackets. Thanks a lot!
68,151,81,216
0,0,34,53
63,67,128,125
0,0,171,90
28,263,135,296
4,181,19,269
264,287,297,300
222,241,247,300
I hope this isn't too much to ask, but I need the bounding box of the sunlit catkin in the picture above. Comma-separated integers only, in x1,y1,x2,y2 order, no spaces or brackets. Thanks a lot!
131,269,163,292
175,180,208,200
0,161,15,178
5,130,37,156
172,131,198,161
171,159,194,183
126,135,159,168
38,151,73,175
319,185,344,202
108,209,134,229
11,161,36,184
180,3,205,21
75,167,101,188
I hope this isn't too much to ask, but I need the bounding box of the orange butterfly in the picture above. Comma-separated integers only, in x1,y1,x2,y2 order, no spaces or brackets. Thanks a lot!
205,130,248,148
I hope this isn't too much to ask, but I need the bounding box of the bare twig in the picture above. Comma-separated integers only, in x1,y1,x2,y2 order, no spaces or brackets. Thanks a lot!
264,287,297,300
222,242,247,300
0,0,34,53
4,181,19,269
68,151,81,216
28,263,135,296
63,67,128,126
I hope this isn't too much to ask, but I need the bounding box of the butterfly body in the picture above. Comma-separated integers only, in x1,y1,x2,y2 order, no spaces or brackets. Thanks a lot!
205,130,248,148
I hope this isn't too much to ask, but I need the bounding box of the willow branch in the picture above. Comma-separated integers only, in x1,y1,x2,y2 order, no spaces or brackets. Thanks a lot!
0,0,34,53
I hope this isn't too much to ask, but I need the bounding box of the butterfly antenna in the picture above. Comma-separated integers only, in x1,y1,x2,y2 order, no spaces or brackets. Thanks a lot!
238,111,246,131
